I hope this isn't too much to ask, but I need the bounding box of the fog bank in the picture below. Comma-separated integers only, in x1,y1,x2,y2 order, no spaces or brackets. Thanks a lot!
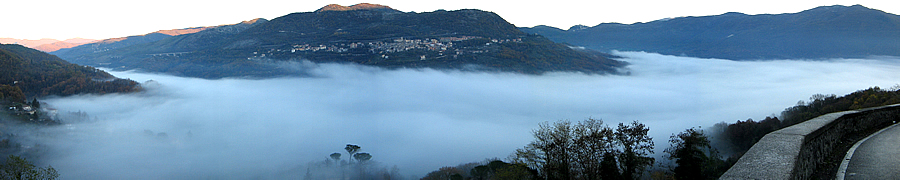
31,51,900,179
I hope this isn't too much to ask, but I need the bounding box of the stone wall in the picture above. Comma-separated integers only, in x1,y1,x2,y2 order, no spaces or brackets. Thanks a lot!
720,104,900,180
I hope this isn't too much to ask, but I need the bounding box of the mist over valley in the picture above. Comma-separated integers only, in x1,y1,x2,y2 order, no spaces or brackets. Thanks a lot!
19,51,900,179
4,2,900,179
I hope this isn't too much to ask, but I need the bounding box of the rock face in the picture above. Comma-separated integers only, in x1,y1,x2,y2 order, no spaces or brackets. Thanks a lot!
53,4,626,79
521,5,900,60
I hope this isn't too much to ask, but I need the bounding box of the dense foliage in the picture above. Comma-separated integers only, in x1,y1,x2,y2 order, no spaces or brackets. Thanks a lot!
0,155,59,180
0,85,25,104
0,44,140,98
422,160,537,180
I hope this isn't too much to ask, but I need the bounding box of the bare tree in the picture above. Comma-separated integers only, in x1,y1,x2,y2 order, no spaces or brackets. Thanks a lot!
513,119,653,180
571,118,616,180
530,120,573,180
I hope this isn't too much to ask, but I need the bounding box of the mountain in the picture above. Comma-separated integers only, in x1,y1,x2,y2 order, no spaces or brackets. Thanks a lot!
50,24,245,61
0,44,140,101
50,25,223,61
53,18,273,78
520,5,900,60
0,38,59,49
35,41,82,52
0,38,97,52
54,3,626,78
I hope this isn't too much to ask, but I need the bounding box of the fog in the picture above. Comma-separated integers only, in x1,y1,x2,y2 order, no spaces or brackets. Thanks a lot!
27,51,900,179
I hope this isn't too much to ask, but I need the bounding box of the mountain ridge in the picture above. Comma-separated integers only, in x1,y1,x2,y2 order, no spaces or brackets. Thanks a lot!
52,18,269,65
315,3,397,12
0,38,97,52
54,4,626,78
520,4,900,60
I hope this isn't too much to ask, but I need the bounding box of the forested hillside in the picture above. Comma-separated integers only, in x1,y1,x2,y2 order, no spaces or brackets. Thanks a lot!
0,44,140,101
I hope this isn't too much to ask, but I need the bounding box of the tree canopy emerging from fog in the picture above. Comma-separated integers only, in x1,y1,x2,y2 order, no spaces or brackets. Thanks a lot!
345,144,361,163
304,144,403,180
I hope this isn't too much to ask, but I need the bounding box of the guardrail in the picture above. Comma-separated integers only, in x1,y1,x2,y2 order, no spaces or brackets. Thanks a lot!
720,104,900,179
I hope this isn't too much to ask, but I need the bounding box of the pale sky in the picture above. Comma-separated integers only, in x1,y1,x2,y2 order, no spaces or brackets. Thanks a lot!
3,0,899,40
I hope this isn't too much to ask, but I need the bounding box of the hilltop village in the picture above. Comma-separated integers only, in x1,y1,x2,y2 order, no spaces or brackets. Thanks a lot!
249,36,523,61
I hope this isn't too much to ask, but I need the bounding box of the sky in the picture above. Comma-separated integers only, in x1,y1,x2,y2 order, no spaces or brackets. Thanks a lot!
21,52,900,179
3,0,900,40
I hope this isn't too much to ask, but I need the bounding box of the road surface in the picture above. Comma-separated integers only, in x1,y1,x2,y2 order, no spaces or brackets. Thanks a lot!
842,123,900,180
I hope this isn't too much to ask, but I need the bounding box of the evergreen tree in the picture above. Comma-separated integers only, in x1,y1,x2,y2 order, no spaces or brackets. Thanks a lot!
666,128,725,180
600,152,622,180
30,98,40,109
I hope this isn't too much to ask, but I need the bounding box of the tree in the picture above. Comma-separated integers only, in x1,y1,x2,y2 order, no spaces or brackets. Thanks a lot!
330,153,341,161
0,155,59,180
571,118,616,180
0,85,25,103
328,152,342,168
469,160,538,180
665,128,726,180
345,144,360,163
600,151,622,180
493,163,537,180
353,153,372,163
30,98,40,109
528,120,573,180
511,118,635,180
352,152,373,178
422,167,465,180
615,120,655,180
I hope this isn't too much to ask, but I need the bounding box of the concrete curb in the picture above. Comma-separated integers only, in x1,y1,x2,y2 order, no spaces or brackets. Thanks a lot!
835,121,900,180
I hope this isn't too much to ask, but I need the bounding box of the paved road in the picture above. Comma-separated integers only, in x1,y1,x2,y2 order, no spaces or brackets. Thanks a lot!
843,123,900,180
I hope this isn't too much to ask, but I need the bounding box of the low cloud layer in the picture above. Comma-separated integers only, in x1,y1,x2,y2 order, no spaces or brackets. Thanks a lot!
29,52,900,179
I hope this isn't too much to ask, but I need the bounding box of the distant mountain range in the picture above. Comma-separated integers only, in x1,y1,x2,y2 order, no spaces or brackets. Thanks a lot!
520,5,900,60
0,38,97,52
52,3,626,78
0,44,140,100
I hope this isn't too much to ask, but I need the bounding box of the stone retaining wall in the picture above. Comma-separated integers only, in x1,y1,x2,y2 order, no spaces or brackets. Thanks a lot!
720,104,900,179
